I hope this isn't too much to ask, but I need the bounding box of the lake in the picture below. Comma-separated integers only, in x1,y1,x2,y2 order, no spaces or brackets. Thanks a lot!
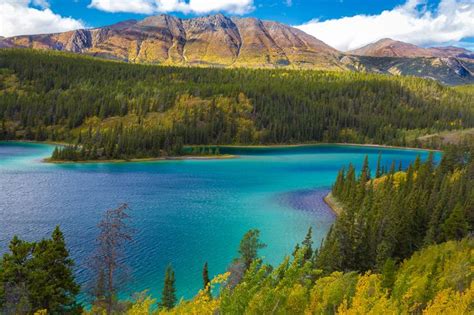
0,142,439,302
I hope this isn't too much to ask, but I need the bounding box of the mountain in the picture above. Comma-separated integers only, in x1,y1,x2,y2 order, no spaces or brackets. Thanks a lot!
346,38,474,84
349,38,431,57
1,15,473,85
429,46,474,59
349,38,474,60
0,14,341,69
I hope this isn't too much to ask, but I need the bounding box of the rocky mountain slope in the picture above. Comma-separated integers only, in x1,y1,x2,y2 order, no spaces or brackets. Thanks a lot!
0,14,341,69
1,14,473,85
349,38,474,59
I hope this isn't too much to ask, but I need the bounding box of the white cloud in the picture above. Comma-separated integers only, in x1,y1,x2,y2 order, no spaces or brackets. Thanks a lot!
0,0,84,37
32,0,50,9
295,0,474,51
88,0,255,15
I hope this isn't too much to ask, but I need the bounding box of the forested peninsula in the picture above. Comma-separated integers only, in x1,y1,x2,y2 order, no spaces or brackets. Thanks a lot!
1,49,474,161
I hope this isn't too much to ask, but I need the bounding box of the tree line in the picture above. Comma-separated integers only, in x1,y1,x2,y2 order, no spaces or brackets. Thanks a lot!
1,49,474,160
316,142,473,274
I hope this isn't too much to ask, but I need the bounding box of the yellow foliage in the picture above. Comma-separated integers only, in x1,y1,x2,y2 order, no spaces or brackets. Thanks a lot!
449,169,464,183
286,284,308,314
158,272,230,315
423,282,474,315
127,291,157,315
306,271,358,314
336,273,397,315
33,310,48,315
371,171,419,189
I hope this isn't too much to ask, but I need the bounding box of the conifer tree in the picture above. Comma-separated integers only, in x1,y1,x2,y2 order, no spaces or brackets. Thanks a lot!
160,264,176,310
302,227,313,261
442,203,469,241
29,226,81,313
0,228,81,314
375,153,382,178
202,262,210,293
238,230,267,270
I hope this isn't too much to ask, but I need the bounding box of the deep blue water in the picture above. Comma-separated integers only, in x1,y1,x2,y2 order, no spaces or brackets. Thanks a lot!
0,142,439,302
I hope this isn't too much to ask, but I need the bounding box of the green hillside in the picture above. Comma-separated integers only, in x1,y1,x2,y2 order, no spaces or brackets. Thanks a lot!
1,49,473,161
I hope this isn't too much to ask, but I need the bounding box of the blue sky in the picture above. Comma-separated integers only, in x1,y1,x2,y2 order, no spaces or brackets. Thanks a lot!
1,0,473,51
50,0,409,27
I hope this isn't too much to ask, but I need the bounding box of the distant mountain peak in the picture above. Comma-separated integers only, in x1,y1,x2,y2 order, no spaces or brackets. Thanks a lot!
350,38,473,60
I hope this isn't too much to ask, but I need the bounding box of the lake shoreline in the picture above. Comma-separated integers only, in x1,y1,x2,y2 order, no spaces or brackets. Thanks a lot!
323,192,344,216
218,142,441,152
43,154,236,164
1,140,440,165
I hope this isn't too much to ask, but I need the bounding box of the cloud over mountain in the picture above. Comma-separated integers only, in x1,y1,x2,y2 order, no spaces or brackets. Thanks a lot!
88,0,255,15
0,0,84,37
296,0,474,51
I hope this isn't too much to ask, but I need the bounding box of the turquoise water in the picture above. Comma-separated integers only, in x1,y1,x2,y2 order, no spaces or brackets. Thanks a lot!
0,142,439,302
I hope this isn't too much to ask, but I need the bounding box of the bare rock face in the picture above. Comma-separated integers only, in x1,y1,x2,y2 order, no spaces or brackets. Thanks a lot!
65,29,92,53
349,38,433,58
262,20,340,69
349,38,474,60
1,15,472,84
230,17,288,67
0,14,341,68
182,14,241,65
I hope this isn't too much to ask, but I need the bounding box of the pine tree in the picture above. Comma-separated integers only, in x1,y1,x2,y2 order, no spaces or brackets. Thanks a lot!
238,229,267,270
0,236,33,314
302,227,313,261
442,203,469,241
160,264,176,310
381,258,396,290
376,153,382,178
0,228,81,314
29,226,81,313
202,262,210,292
360,155,371,182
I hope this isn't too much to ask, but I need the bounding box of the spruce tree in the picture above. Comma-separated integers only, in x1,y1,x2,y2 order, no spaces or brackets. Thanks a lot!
202,262,210,294
0,228,81,314
238,229,267,270
442,203,469,240
29,226,81,313
302,227,313,261
160,264,176,310
375,153,382,178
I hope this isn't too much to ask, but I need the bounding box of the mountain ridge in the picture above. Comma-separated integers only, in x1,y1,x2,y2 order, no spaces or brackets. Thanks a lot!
1,14,473,85
349,37,474,59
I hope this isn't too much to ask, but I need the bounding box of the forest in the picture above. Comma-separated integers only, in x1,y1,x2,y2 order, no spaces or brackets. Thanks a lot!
317,142,473,273
1,49,474,160
0,143,472,314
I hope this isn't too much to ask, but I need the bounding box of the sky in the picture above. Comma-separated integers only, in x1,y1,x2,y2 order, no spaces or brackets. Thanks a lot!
1,0,473,51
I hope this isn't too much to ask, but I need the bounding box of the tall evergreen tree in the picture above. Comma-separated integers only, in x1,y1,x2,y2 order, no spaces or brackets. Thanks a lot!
29,226,81,313
375,153,382,178
238,230,267,270
442,203,469,241
202,261,211,295
202,262,210,293
160,265,176,310
0,228,81,314
302,227,313,261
